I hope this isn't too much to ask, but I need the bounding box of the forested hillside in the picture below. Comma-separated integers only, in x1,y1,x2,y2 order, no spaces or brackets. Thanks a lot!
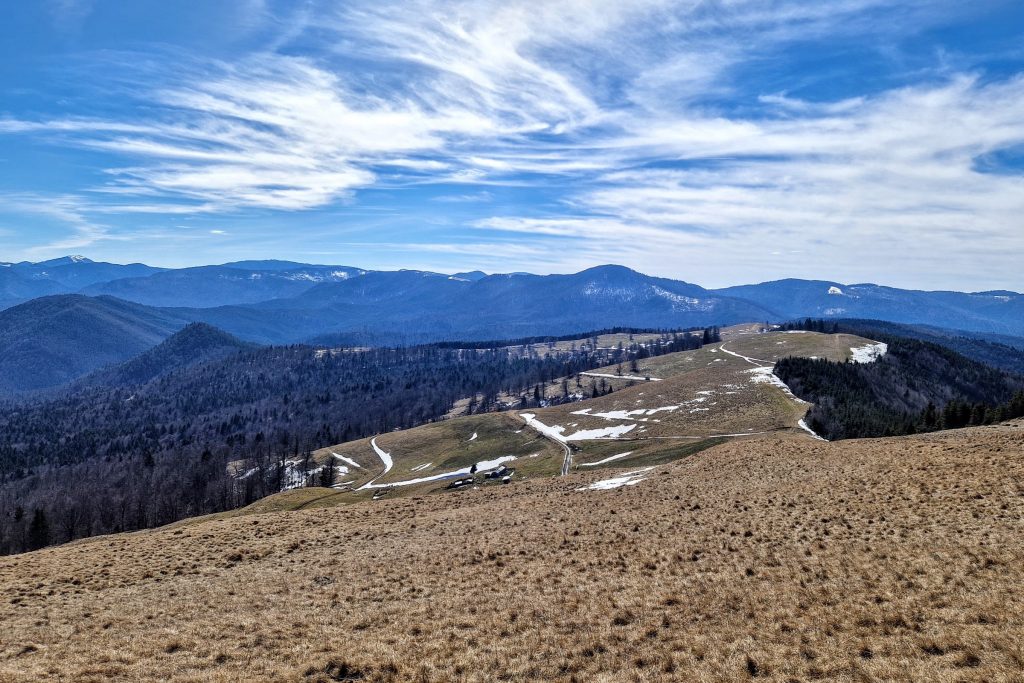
75,323,254,388
775,331,1024,439
804,319,1024,375
0,329,708,554
0,295,189,393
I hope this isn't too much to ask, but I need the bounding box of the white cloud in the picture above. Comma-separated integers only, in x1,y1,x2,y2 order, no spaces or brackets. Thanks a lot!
1,0,1022,288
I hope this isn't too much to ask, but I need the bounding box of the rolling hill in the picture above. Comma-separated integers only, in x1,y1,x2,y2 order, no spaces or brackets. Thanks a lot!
76,323,254,388
259,326,882,504
2,420,1020,681
0,295,190,393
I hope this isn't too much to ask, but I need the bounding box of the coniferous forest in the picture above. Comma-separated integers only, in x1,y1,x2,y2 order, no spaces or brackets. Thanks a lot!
775,329,1024,440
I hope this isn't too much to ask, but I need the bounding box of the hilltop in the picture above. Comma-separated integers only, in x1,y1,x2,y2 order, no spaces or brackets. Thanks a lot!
1,422,1021,681
77,323,253,388
0,295,189,393
260,325,881,503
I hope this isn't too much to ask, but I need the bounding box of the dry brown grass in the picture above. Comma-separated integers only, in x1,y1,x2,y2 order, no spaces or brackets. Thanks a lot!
2,421,1023,682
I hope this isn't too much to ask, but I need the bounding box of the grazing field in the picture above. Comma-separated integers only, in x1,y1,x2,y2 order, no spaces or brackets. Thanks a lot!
2,422,1022,682
271,330,884,509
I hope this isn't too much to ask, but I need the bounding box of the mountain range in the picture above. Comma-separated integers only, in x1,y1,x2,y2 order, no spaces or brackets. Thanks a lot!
1,256,1022,393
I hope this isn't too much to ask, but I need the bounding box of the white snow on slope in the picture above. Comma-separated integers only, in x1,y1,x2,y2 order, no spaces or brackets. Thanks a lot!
828,286,844,295
581,372,662,382
520,413,567,442
746,367,809,404
521,413,637,441
798,419,827,441
577,467,654,491
850,342,888,364
572,405,680,421
282,463,323,490
357,438,394,490
410,462,433,472
566,424,637,440
469,432,478,442
360,456,516,489
332,452,362,470
370,438,393,474
579,452,634,467
719,344,771,365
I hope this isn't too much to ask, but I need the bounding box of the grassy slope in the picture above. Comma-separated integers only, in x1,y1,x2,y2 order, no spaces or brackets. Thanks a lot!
2,422,1022,681
255,329,881,510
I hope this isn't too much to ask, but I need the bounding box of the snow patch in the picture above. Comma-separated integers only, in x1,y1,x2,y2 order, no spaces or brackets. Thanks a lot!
332,452,362,470
746,367,808,404
522,413,637,441
565,424,637,440
828,286,844,295
356,438,393,490
577,467,655,491
849,342,888,364
360,456,516,489
468,432,478,442
520,413,567,443
580,452,635,467
798,419,827,441
571,405,680,421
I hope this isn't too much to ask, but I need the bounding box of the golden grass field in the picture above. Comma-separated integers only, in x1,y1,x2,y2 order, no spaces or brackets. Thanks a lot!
2,420,1022,682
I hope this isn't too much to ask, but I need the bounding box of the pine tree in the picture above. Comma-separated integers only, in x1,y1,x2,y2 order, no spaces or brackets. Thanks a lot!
28,509,49,551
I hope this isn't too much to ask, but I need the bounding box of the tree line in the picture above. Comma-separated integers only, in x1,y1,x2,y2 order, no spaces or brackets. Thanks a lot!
774,330,1024,440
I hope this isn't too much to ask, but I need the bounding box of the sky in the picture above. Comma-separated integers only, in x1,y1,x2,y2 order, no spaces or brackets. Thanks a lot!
1,0,1023,290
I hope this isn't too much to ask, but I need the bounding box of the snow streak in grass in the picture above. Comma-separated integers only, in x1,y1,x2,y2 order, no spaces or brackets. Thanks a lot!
360,456,516,489
746,367,808,404
521,413,637,441
577,467,655,491
332,453,362,469
799,419,828,441
357,438,394,490
579,452,634,467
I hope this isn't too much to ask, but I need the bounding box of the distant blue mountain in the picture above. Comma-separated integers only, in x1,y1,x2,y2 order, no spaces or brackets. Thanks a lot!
1,256,165,308
82,264,365,307
713,279,1024,336
77,322,253,388
10,255,165,289
0,295,190,393
451,270,488,282
2,258,1024,393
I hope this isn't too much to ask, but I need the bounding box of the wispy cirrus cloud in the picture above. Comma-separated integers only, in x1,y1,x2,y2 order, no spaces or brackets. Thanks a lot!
0,0,1022,287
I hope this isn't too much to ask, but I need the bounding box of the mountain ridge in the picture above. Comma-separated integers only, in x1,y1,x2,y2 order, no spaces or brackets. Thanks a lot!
2,258,1023,394
76,322,254,388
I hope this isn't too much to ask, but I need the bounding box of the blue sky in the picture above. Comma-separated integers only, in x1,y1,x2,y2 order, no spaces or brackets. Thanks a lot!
1,0,1023,289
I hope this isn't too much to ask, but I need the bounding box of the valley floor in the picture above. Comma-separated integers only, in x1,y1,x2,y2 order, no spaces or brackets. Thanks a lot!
2,422,1023,681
